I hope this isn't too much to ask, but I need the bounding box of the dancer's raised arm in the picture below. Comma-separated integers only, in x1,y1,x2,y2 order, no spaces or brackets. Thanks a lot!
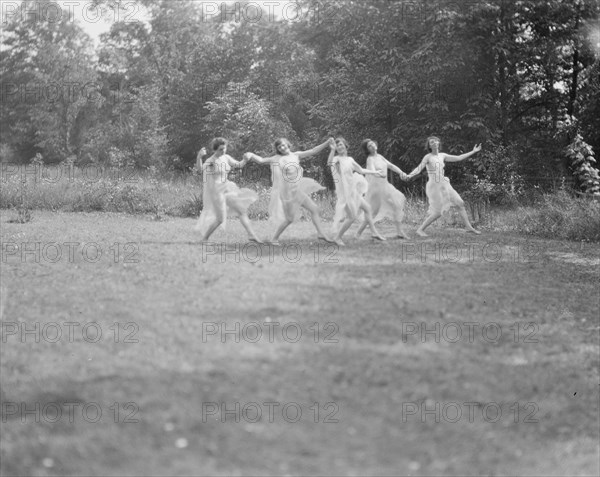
296,138,336,159
443,144,482,162
327,143,337,167
196,147,207,170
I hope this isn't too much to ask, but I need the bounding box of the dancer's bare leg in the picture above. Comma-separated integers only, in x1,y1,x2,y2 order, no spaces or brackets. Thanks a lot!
395,219,410,239
359,199,385,241
200,210,224,241
333,206,356,246
239,214,263,243
334,219,352,246
458,206,481,234
357,200,380,238
356,219,368,238
271,219,292,243
416,211,441,237
302,197,334,242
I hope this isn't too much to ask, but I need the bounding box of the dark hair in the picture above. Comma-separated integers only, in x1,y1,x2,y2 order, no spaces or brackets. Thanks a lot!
334,137,349,155
425,136,441,152
211,137,228,151
274,138,292,155
361,139,377,156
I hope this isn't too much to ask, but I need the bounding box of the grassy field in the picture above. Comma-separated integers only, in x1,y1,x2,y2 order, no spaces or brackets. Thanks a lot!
1,210,599,476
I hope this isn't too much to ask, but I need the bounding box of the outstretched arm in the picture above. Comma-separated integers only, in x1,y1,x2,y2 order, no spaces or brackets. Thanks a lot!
244,152,278,165
226,154,249,169
351,159,385,178
443,144,482,162
383,157,409,181
296,138,336,159
407,155,429,180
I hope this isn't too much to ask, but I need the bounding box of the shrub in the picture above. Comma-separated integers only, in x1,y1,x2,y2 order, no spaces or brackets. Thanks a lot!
0,143,17,163
177,193,203,218
566,133,600,195
246,184,271,221
463,143,525,204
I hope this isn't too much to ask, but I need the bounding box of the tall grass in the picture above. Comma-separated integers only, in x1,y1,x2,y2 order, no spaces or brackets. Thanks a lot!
493,190,600,242
0,165,204,218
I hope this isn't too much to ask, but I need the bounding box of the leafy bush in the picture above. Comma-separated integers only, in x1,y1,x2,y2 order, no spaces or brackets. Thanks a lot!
177,193,203,218
247,184,271,221
462,143,525,205
0,144,17,163
566,133,600,195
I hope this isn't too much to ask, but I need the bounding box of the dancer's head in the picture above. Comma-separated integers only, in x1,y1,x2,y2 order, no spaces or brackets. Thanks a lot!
211,137,228,153
361,139,377,156
334,137,349,156
425,136,441,152
274,138,292,155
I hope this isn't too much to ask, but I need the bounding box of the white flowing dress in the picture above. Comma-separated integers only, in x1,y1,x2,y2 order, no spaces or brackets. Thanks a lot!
364,154,406,223
269,153,324,223
425,153,464,214
331,156,368,233
195,155,258,235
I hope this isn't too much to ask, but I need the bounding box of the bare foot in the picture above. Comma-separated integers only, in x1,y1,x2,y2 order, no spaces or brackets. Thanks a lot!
395,234,410,240
466,229,481,235
416,230,429,237
334,238,346,247
268,240,281,246
372,235,387,242
318,235,336,244
248,237,264,244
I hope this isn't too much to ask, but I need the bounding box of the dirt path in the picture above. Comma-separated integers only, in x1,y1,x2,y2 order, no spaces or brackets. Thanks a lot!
1,211,599,476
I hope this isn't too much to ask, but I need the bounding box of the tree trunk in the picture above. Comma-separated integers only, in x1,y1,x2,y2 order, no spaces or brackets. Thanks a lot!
568,47,579,118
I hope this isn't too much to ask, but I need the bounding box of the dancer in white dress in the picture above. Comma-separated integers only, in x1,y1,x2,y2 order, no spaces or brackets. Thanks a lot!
328,137,387,245
195,138,262,242
244,138,336,245
356,139,410,239
407,136,482,237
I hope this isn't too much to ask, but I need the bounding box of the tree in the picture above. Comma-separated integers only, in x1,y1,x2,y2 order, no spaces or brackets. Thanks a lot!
0,0,97,162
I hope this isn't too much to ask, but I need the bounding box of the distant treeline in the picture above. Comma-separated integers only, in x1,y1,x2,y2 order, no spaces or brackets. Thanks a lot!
1,0,599,196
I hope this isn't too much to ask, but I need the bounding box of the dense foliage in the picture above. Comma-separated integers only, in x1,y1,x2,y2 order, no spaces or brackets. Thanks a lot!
1,0,599,197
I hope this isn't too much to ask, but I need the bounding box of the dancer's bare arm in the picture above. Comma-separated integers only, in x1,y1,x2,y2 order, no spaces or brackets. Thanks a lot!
196,148,207,170
296,138,336,159
443,144,482,162
327,146,336,167
351,158,385,178
382,156,409,181
407,155,430,180
226,154,249,169
244,152,279,164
